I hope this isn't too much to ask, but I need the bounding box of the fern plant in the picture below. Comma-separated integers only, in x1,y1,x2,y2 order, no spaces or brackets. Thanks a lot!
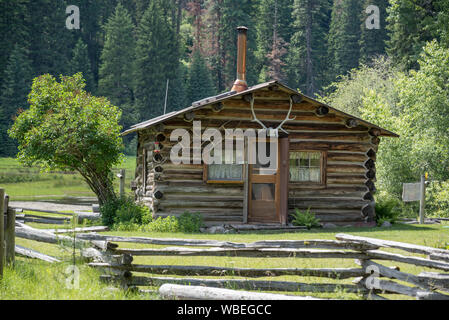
291,208,321,230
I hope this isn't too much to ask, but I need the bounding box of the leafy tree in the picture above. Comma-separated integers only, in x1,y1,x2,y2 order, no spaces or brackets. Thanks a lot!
70,38,95,93
0,44,33,156
323,56,398,117
8,73,123,205
331,41,449,197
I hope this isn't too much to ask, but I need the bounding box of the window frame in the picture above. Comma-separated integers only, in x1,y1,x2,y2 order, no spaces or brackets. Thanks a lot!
288,150,327,186
203,163,245,184
203,149,245,184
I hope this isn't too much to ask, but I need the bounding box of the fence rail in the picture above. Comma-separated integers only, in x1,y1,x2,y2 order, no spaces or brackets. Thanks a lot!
2,185,449,300
85,232,449,300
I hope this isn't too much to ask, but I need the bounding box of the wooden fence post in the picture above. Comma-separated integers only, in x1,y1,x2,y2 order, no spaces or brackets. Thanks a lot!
0,188,5,278
419,175,426,225
119,169,125,198
5,195,15,265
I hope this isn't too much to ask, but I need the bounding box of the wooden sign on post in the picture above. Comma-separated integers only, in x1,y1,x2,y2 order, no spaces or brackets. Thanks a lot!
402,175,426,224
402,183,421,202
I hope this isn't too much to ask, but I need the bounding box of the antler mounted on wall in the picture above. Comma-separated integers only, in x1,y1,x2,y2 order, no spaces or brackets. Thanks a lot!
248,93,299,136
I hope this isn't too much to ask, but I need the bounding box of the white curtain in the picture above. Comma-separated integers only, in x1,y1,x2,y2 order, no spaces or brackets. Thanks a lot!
289,152,321,183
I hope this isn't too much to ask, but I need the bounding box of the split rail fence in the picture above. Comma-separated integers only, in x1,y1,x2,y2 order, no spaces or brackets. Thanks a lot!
81,232,449,300
2,185,449,300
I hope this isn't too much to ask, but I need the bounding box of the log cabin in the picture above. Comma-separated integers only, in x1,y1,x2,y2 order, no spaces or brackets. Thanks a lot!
123,27,398,227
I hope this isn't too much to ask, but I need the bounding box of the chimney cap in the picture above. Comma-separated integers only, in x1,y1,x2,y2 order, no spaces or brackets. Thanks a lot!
237,26,248,31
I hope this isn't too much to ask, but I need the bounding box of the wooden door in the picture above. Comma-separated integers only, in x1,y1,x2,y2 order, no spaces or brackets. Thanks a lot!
248,139,281,223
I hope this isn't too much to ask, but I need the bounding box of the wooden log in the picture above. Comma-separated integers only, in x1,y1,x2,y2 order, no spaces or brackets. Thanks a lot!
416,291,449,300
45,226,109,234
0,189,4,277
429,252,449,263
113,247,370,259
289,132,371,143
356,259,438,292
315,106,329,117
365,169,376,179
88,263,365,279
22,215,71,225
368,279,427,298
369,128,381,137
290,141,371,153
336,233,449,256
5,207,15,265
76,233,377,250
9,207,75,216
156,132,166,142
158,284,323,300
365,180,376,192
362,203,375,218
345,119,358,128
15,245,60,263
417,272,449,292
15,223,108,251
365,250,449,272
211,102,224,112
184,111,195,122
103,275,368,294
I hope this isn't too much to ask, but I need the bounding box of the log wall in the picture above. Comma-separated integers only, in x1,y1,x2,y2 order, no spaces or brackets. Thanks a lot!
133,88,379,226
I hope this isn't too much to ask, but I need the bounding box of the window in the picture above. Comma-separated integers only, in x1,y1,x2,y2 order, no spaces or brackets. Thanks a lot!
289,151,324,183
206,149,244,183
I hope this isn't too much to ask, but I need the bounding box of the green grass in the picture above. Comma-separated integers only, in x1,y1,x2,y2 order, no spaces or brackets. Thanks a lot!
0,156,136,201
3,222,448,300
0,259,157,300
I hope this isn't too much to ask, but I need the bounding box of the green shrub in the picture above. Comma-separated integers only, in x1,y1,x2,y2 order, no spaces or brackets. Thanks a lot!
113,222,140,232
144,216,180,233
100,199,118,227
375,194,401,225
178,212,204,233
291,208,321,229
426,180,449,218
100,196,152,228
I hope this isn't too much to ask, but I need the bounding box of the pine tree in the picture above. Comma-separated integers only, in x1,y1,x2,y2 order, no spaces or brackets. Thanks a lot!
219,0,258,89
98,3,138,138
0,0,30,84
359,0,389,63
99,3,136,106
327,0,363,82
287,0,332,96
134,0,181,120
71,38,95,93
0,44,33,156
386,0,442,70
203,0,258,91
27,0,75,77
187,50,216,104
255,0,294,83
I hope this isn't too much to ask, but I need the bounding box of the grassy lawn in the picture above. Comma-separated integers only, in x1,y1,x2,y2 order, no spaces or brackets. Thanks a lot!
0,156,136,201
7,222,448,300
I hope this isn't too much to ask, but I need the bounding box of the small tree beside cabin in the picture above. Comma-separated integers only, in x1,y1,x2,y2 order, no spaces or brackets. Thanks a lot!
9,73,123,205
